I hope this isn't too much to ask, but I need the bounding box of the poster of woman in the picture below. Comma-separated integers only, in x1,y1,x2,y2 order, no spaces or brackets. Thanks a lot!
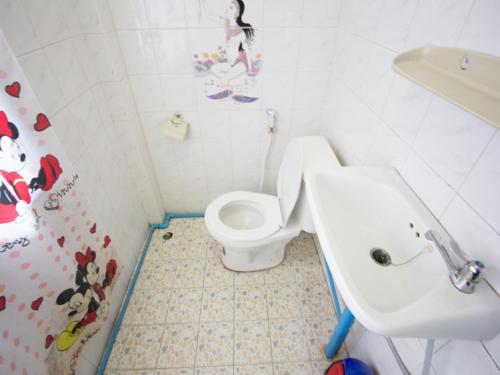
193,0,262,104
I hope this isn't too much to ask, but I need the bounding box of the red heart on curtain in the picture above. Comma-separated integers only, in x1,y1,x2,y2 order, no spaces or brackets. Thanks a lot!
89,223,96,234
45,335,54,349
34,113,51,132
57,236,65,247
5,82,20,97
31,297,43,311
103,235,111,248
0,296,6,311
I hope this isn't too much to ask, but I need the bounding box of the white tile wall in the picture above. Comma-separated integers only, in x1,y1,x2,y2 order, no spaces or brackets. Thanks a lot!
320,0,500,373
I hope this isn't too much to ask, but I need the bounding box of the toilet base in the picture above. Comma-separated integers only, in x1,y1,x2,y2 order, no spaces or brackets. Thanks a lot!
220,240,289,272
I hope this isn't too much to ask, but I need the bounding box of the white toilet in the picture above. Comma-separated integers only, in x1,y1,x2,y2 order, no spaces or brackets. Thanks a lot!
205,136,340,271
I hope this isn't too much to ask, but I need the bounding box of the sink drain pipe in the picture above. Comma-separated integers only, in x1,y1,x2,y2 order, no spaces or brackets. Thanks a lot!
97,212,204,375
385,337,435,375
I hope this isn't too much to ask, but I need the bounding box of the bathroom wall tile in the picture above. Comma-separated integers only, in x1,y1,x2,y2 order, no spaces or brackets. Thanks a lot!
173,259,207,288
291,110,322,137
118,31,158,75
75,0,102,34
160,74,198,110
304,316,340,361
297,28,336,72
382,75,433,145
262,28,300,73
400,152,456,218
130,75,165,112
157,324,199,369
0,0,40,55
44,37,90,102
234,285,268,321
234,364,273,375
165,288,203,324
413,96,495,190
144,0,187,28
404,0,475,49
302,0,341,27
229,110,263,141
441,196,500,291
458,0,500,57
153,29,191,74
261,72,296,110
293,72,328,109
269,319,309,362
50,106,86,163
273,362,313,375
196,322,234,367
263,0,303,27
204,258,235,287
108,0,149,30
19,50,66,116
184,0,222,28
234,320,272,365
483,334,500,369
459,131,500,233
233,168,260,192
266,283,301,319
101,79,137,121
200,286,234,322
432,340,499,375
116,325,163,370
122,289,171,325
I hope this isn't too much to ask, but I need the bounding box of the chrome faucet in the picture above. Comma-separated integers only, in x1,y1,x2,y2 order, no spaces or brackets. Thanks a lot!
425,230,484,294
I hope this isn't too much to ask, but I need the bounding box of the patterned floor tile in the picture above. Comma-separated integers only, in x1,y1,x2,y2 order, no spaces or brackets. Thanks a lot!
311,360,332,374
204,258,235,287
156,369,194,375
166,288,203,323
293,259,325,284
297,282,335,318
115,370,156,375
116,325,164,370
234,285,267,321
196,322,234,367
200,287,234,322
304,317,339,361
136,261,177,289
234,270,265,285
157,324,199,368
264,263,295,284
173,259,207,288
234,364,273,375
234,320,271,365
194,367,233,375
266,283,301,319
273,362,313,375
269,319,310,363
163,237,208,259
122,289,171,325
207,239,223,259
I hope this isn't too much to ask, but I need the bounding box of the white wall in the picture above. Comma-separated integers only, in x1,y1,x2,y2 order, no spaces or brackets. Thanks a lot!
107,0,339,213
319,0,500,374
0,0,164,369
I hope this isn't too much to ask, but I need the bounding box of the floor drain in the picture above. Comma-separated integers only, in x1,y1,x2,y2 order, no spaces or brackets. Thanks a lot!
162,232,173,240
370,248,392,266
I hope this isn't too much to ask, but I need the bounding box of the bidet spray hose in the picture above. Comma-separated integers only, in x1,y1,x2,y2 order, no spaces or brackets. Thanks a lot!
259,109,276,193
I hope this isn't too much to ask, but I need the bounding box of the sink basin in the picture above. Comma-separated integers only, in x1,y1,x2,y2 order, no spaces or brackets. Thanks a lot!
305,166,500,340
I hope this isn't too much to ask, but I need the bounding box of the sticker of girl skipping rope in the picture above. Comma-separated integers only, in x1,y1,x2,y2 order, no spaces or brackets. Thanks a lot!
193,0,262,103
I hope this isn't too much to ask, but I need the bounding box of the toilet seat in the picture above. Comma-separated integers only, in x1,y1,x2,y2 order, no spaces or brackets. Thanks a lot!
206,191,283,242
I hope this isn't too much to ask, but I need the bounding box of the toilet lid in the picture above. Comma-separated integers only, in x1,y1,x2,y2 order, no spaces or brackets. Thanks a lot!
206,191,282,242
276,138,303,226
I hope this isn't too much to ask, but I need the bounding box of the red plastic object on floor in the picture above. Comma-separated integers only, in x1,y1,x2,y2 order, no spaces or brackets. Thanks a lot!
325,358,374,375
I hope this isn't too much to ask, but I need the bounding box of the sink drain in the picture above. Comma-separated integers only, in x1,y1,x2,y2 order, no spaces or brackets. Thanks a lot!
370,248,392,266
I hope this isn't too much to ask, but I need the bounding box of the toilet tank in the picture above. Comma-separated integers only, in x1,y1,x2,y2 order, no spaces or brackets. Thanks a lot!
292,136,341,233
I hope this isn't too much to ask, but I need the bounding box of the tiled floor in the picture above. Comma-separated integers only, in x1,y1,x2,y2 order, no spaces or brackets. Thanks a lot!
105,218,346,375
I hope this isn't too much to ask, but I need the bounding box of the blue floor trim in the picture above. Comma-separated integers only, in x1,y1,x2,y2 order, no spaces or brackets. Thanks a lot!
325,307,355,359
97,213,204,375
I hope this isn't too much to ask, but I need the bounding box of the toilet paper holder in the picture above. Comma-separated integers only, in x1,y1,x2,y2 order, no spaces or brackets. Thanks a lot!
163,112,189,141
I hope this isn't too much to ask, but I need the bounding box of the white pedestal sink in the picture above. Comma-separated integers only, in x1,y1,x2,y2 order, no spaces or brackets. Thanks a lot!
305,166,500,341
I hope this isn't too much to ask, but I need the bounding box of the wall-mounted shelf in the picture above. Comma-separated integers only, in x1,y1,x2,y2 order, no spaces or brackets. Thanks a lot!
393,46,500,129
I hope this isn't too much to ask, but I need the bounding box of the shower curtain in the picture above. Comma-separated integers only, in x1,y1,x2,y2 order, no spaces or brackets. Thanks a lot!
0,32,120,374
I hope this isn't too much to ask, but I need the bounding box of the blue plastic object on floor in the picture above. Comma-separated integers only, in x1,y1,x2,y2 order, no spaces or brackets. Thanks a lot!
325,357,374,375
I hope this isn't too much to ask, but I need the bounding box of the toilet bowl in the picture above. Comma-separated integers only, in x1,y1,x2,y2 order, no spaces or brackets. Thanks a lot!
205,136,340,271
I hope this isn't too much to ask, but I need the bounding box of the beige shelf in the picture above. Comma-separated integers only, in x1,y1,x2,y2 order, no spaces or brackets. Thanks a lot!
393,46,500,128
